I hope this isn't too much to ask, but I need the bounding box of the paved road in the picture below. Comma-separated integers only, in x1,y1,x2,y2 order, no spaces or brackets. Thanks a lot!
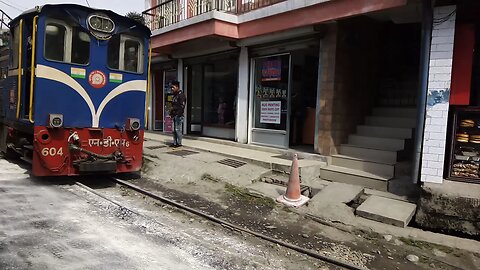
0,158,327,270
0,158,215,270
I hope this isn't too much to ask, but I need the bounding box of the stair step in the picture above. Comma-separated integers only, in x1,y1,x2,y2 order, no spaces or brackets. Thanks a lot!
340,144,398,163
365,116,417,128
372,107,417,118
321,165,390,191
348,134,405,151
357,125,413,139
356,195,417,227
331,155,394,178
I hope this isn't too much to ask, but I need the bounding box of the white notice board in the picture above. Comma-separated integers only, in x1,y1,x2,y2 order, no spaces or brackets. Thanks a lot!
260,101,281,124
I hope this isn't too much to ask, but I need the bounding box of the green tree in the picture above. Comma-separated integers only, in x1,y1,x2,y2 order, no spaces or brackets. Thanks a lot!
125,11,145,25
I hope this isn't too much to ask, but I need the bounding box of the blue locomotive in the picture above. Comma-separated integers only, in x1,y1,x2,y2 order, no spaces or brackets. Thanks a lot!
0,4,151,176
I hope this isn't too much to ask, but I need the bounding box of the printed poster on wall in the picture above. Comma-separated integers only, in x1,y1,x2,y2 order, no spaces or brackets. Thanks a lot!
261,59,281,81
260,101,281,124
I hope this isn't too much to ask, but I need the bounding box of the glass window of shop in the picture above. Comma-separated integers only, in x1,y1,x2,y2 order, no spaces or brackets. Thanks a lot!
186,52,238,139
203,60,237,128
253,54,290,131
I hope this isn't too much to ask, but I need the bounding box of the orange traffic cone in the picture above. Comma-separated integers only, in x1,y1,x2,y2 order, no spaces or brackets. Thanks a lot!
277,153,309,207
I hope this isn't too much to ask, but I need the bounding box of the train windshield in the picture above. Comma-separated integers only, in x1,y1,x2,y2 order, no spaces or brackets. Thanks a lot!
107,34,143,73
44,19,90,65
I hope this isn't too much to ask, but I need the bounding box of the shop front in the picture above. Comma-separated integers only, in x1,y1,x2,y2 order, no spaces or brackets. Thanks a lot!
151,62,177,132
443,4,480,184
248,39,319,149
184,51,238,140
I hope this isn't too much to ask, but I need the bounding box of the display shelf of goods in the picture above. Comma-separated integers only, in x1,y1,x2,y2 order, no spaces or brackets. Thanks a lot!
451,161,480,178
451,145,480,179
459,119,475,128
449,109,480,182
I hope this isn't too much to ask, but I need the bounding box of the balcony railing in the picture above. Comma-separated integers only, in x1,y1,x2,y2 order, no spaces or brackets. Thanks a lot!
143,0,285,31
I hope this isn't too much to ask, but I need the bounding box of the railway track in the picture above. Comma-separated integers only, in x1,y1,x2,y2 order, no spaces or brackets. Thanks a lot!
75,176,364,270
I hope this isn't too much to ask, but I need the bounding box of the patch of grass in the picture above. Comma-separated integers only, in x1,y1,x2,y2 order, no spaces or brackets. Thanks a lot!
418,255,431,264
398,237,459,255
354,229,382,241
224,183,276,208
201,173,221,182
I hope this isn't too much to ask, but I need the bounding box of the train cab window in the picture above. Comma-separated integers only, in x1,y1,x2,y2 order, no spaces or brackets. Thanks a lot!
45,23,66,62
125,40,140,72
10,24,20,68
44,19,90,65
72,29,90,64
0,68,6,80
107,34,143,73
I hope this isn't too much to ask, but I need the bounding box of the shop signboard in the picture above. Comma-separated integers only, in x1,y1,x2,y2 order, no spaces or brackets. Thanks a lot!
164,115,173,132
260,101,281,124
261,59,281,81
163,70,177,132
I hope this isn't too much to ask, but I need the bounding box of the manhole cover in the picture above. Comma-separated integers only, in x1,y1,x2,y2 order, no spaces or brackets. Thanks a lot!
166,150,199,157
146,145,166,150
217,158,246,168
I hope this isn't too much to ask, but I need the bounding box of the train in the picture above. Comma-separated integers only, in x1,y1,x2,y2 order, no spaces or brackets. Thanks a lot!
0,4,151,176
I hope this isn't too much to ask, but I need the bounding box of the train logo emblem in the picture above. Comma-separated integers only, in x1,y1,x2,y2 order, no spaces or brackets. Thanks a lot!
88,70,106,88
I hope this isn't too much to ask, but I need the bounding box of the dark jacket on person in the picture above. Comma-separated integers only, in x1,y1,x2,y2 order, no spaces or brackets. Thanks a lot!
170,91,186,117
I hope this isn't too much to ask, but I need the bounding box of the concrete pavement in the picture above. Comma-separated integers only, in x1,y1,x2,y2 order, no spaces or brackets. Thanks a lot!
144,131,480,255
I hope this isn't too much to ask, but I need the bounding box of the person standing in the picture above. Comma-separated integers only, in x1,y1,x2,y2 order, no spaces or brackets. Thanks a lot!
169,81,186,147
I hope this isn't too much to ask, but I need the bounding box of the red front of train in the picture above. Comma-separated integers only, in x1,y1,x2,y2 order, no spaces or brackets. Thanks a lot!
31,127,144,176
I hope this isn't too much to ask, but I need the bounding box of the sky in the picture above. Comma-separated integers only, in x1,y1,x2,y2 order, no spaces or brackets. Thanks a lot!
1,0,146,19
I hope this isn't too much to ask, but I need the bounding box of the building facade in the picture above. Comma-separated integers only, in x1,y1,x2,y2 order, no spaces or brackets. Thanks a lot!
144,0,480,235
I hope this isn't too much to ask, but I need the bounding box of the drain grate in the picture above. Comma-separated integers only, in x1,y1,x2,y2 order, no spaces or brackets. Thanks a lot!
217,158,246,168
166,149,199,157
146,145,166,150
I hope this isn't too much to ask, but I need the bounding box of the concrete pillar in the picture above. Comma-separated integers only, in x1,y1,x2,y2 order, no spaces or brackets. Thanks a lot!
317,23,338,155
147,71,154,130
420,5,456,184
236,47,249,144
314,38,322,153
177,59,187,134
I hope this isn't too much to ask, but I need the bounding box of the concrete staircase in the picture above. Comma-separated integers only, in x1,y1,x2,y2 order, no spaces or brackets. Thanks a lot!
321,107,416,191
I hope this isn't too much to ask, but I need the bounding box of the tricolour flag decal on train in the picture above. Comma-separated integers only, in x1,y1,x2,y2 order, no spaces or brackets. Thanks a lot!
70,67,86,79
109,73,123,83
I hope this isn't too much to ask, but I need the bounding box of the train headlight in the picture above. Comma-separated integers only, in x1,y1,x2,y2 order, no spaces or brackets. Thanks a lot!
126,118,140,131
103,20,114,32
49,114,63,128
90,16,102,29
88,15,115,33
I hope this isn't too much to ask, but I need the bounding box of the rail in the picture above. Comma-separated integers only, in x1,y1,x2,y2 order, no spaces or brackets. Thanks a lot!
29,16,38,123
15,19,23,120
107,177,365,270
143,0,285,30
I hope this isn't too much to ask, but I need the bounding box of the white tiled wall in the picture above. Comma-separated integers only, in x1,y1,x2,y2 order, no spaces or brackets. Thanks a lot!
421,5,456,184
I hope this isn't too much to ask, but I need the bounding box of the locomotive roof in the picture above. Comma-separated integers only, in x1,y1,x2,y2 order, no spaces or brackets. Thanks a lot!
9,4,151,37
